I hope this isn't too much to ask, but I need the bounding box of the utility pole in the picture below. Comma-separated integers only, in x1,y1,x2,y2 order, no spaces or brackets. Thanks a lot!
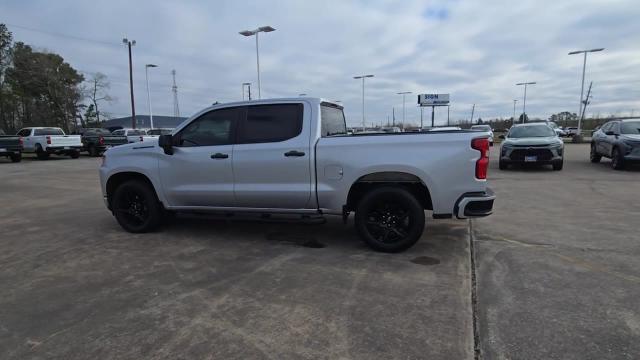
172,70,180,121
420,106,424,128
447,105,450,126
392,107,395,126
580,82,593,125
431,106,435,127
569,48,604,134
397,91,412,130
512,99,518,123
242,82,252,101
353,74,374,131
516,82,536,123
123,38,136,129
470,104,476,124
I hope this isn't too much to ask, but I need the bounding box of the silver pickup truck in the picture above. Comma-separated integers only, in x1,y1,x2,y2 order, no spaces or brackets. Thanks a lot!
99,98,494,252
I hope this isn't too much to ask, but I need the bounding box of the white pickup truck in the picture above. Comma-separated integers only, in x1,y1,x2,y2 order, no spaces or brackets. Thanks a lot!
99,98,494,252
17,127,82,159
111,128,147,143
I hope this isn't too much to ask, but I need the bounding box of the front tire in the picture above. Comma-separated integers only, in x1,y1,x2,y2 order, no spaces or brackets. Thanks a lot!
354,187,425,253
552,160,563,171
590,143,601,163
112,180,163,233
36,145,49,160
611,147,625,170
89,145,99,157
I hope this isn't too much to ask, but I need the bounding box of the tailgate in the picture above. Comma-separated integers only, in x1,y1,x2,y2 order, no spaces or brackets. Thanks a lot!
50,135,82,147
102,136,128,145
0,136,22,151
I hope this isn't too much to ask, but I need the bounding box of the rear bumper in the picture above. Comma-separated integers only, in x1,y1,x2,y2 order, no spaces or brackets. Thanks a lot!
0,149,21,156
455,188,495,219
46,146,82,153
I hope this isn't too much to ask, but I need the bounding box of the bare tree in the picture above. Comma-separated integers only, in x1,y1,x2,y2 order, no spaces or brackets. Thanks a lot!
86,72,113,124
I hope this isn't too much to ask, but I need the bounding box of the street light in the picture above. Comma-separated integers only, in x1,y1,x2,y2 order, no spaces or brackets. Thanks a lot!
516,82,536,123
145,64,158,129
122,38,136,129
242,82,252,100
353,74,374,131
397,91,412,129
512,99,518,123
239,26,276,99
569,48,604,134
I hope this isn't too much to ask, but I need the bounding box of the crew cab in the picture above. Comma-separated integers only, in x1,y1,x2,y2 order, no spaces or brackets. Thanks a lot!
81,128,128,157
111,128,147,143
100,98,494,252
17,127,82,159
0,130,23,163
590,119,640,170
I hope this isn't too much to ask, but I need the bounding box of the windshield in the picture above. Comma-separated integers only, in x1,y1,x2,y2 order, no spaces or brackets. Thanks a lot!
321,105,347,137
147,129,173,135
34,128,64,136
621,121,640,134
508,125,556,138
547,122,558,129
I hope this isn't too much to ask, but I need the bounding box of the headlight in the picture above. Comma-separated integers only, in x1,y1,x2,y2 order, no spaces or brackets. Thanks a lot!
549,142,563,148
623,139,640,147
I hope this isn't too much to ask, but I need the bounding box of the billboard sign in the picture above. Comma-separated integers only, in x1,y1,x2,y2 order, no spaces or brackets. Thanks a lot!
418,93,450,106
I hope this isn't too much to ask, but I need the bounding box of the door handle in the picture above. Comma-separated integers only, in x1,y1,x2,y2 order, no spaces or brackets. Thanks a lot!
284,150,305,157
211,153,229,159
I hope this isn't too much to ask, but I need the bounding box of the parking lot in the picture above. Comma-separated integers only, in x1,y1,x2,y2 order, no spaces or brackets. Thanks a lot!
0,144,639,359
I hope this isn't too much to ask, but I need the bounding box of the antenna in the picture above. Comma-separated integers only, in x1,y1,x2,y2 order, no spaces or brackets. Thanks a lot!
171,69,180,121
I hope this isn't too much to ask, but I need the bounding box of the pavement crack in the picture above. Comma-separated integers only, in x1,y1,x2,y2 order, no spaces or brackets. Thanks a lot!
469,220,481,360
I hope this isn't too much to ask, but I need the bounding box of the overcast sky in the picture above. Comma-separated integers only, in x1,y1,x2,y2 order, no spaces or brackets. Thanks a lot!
2,0,640,127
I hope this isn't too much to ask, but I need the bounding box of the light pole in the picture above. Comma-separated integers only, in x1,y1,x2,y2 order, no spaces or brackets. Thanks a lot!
242,82,252,100
512,99,518,123
145,64,158,129
353,74,374,131
569,48,604,134
239,26,276,99
299,93,307,96
122,38,136,129
516,82,536,123
397,91,412,129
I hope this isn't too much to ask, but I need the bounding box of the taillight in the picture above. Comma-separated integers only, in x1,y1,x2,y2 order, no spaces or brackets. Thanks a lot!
98,136,105,145
471,137,489,179
18,137,24,148
46,135,51,145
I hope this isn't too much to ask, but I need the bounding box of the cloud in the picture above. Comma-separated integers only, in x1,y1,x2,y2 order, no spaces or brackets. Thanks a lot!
2,0,639,126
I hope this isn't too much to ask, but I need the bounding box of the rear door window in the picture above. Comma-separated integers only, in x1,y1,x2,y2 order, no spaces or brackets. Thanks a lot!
17,129,32,136
238,104,303,143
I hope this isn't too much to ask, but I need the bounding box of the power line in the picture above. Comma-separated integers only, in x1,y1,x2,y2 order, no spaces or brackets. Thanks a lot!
3,22,120,47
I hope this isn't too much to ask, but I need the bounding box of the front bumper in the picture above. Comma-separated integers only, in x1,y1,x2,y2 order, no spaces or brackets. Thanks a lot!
455,188,495,219
500,145,563,165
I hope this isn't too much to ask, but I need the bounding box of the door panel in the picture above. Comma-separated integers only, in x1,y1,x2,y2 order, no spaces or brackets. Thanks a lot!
159,145,235,207
158,107,240,207
232,103,312,209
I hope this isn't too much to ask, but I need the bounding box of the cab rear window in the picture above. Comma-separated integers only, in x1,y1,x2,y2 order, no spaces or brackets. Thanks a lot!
321,104,347,137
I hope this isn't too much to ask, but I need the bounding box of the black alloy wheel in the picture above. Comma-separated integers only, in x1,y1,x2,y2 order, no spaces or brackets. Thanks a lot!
112,180,162,233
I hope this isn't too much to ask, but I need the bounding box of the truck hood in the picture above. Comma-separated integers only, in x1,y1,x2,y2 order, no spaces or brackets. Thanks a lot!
503,136,562,146
104,138,159,154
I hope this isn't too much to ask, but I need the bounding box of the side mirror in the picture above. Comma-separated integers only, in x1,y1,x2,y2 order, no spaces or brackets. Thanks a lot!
158,134,174,155
605,131,615,136
499,134,505,139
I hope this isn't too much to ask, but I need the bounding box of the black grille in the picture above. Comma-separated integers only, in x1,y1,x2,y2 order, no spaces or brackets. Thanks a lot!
509,148,553,161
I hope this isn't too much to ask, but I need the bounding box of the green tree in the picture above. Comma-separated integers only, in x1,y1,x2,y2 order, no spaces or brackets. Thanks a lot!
0,24,14,132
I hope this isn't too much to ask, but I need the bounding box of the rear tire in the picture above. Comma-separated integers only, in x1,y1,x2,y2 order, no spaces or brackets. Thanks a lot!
611,147,625,170
354,187,425,253
112,180,163,233
10,153,22,163
36,145,49,160
70,150,80,159
590,143,601,163
499,159,508,170
89,145,99,157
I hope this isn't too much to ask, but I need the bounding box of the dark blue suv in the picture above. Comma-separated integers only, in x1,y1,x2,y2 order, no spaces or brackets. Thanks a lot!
591,120,640,170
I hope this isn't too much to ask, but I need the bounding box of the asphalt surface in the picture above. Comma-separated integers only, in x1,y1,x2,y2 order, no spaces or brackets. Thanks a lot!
0,154,474,359
475,143,640,359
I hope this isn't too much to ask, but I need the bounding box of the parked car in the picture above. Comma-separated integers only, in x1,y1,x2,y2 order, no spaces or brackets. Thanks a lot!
0,130,23,162
565,127,579,137
470,125,494,145
81,128,128,157
499,123,564,170
17,127,82,159
111,128,147,143
546,121,567,137
145,128,174,137
100,98,495,253
590,119,640,170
